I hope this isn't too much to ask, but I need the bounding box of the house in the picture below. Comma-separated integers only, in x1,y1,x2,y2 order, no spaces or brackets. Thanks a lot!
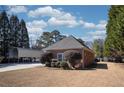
8,47,43,62
44,36,95,68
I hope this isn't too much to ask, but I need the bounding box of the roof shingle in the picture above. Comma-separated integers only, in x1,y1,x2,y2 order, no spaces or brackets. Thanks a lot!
44,36,89,51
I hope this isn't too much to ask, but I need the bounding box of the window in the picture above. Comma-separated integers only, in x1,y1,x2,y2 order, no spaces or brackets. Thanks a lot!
57,53,64,61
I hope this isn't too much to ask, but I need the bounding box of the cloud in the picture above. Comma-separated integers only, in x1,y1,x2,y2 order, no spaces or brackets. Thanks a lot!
88,30,106,36
83,22,96,29
85,30,106,41
28,6,62,18
27,6,107,42
28,6,107,29
28,6,78,28
8,6,27,13
80,20,107,30
80,20,107,41
27,20,47,30
81,30,106,42
48,17,78,28
28,6,75,20
58,13,76,20
26,20,47,45
95,20,107,30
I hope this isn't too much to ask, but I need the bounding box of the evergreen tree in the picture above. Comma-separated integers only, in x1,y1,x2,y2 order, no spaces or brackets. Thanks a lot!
19,19,29,48
0,11,11,57
10,15,20,47
0,10,30,58
104,6,124,56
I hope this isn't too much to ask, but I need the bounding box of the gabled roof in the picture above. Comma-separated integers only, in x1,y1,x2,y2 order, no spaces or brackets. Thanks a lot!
44,36,92,51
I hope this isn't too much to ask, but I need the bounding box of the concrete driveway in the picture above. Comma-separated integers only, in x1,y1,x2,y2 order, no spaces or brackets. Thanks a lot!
0,63,44,72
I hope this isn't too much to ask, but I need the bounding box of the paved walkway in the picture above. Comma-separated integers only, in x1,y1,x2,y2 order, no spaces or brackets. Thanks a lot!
0,63,44,72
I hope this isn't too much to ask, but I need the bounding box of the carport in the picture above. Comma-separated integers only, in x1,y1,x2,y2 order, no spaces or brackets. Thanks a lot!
8,47,43,63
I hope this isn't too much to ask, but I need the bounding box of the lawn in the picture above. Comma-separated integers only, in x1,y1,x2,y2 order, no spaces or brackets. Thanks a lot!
0,62,124,87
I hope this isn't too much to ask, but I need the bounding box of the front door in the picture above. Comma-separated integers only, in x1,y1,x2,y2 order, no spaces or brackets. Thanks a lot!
57,53,64,61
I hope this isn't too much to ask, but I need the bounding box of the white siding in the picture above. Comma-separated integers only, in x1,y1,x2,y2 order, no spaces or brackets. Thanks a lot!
18,48,41,58
9,48,43,58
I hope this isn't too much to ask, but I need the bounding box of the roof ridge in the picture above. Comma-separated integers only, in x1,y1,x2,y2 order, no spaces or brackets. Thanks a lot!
68,36,90,49
68,35,84,47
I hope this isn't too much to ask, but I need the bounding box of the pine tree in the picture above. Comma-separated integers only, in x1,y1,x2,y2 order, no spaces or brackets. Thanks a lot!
10,15,20,47
0,11,11,57
0,10,30,58
19,19,29,48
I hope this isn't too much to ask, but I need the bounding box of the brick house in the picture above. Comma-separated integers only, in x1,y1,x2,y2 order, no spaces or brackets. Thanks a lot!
44,36,95,68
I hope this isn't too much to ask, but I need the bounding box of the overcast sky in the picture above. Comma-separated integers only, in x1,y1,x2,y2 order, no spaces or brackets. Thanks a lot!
4,5,110,44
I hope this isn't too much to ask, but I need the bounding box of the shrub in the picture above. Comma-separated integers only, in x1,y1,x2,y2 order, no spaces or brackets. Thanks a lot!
60,61,69,70
51,62,56,67
55,61,60,68
40,52,53,67
64,50,82,68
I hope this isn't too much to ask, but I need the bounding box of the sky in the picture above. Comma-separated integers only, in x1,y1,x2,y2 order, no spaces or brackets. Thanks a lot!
3,5,110,45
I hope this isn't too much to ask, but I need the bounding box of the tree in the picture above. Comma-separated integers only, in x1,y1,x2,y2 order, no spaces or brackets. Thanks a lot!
51,30,60,42
36,30,66,49
19,19,29,48
104,6,124,56
0,11,11,57
10,15,20,47
36,32,53,48
51,30,66,43
93,39,104,58
0,10,29,59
